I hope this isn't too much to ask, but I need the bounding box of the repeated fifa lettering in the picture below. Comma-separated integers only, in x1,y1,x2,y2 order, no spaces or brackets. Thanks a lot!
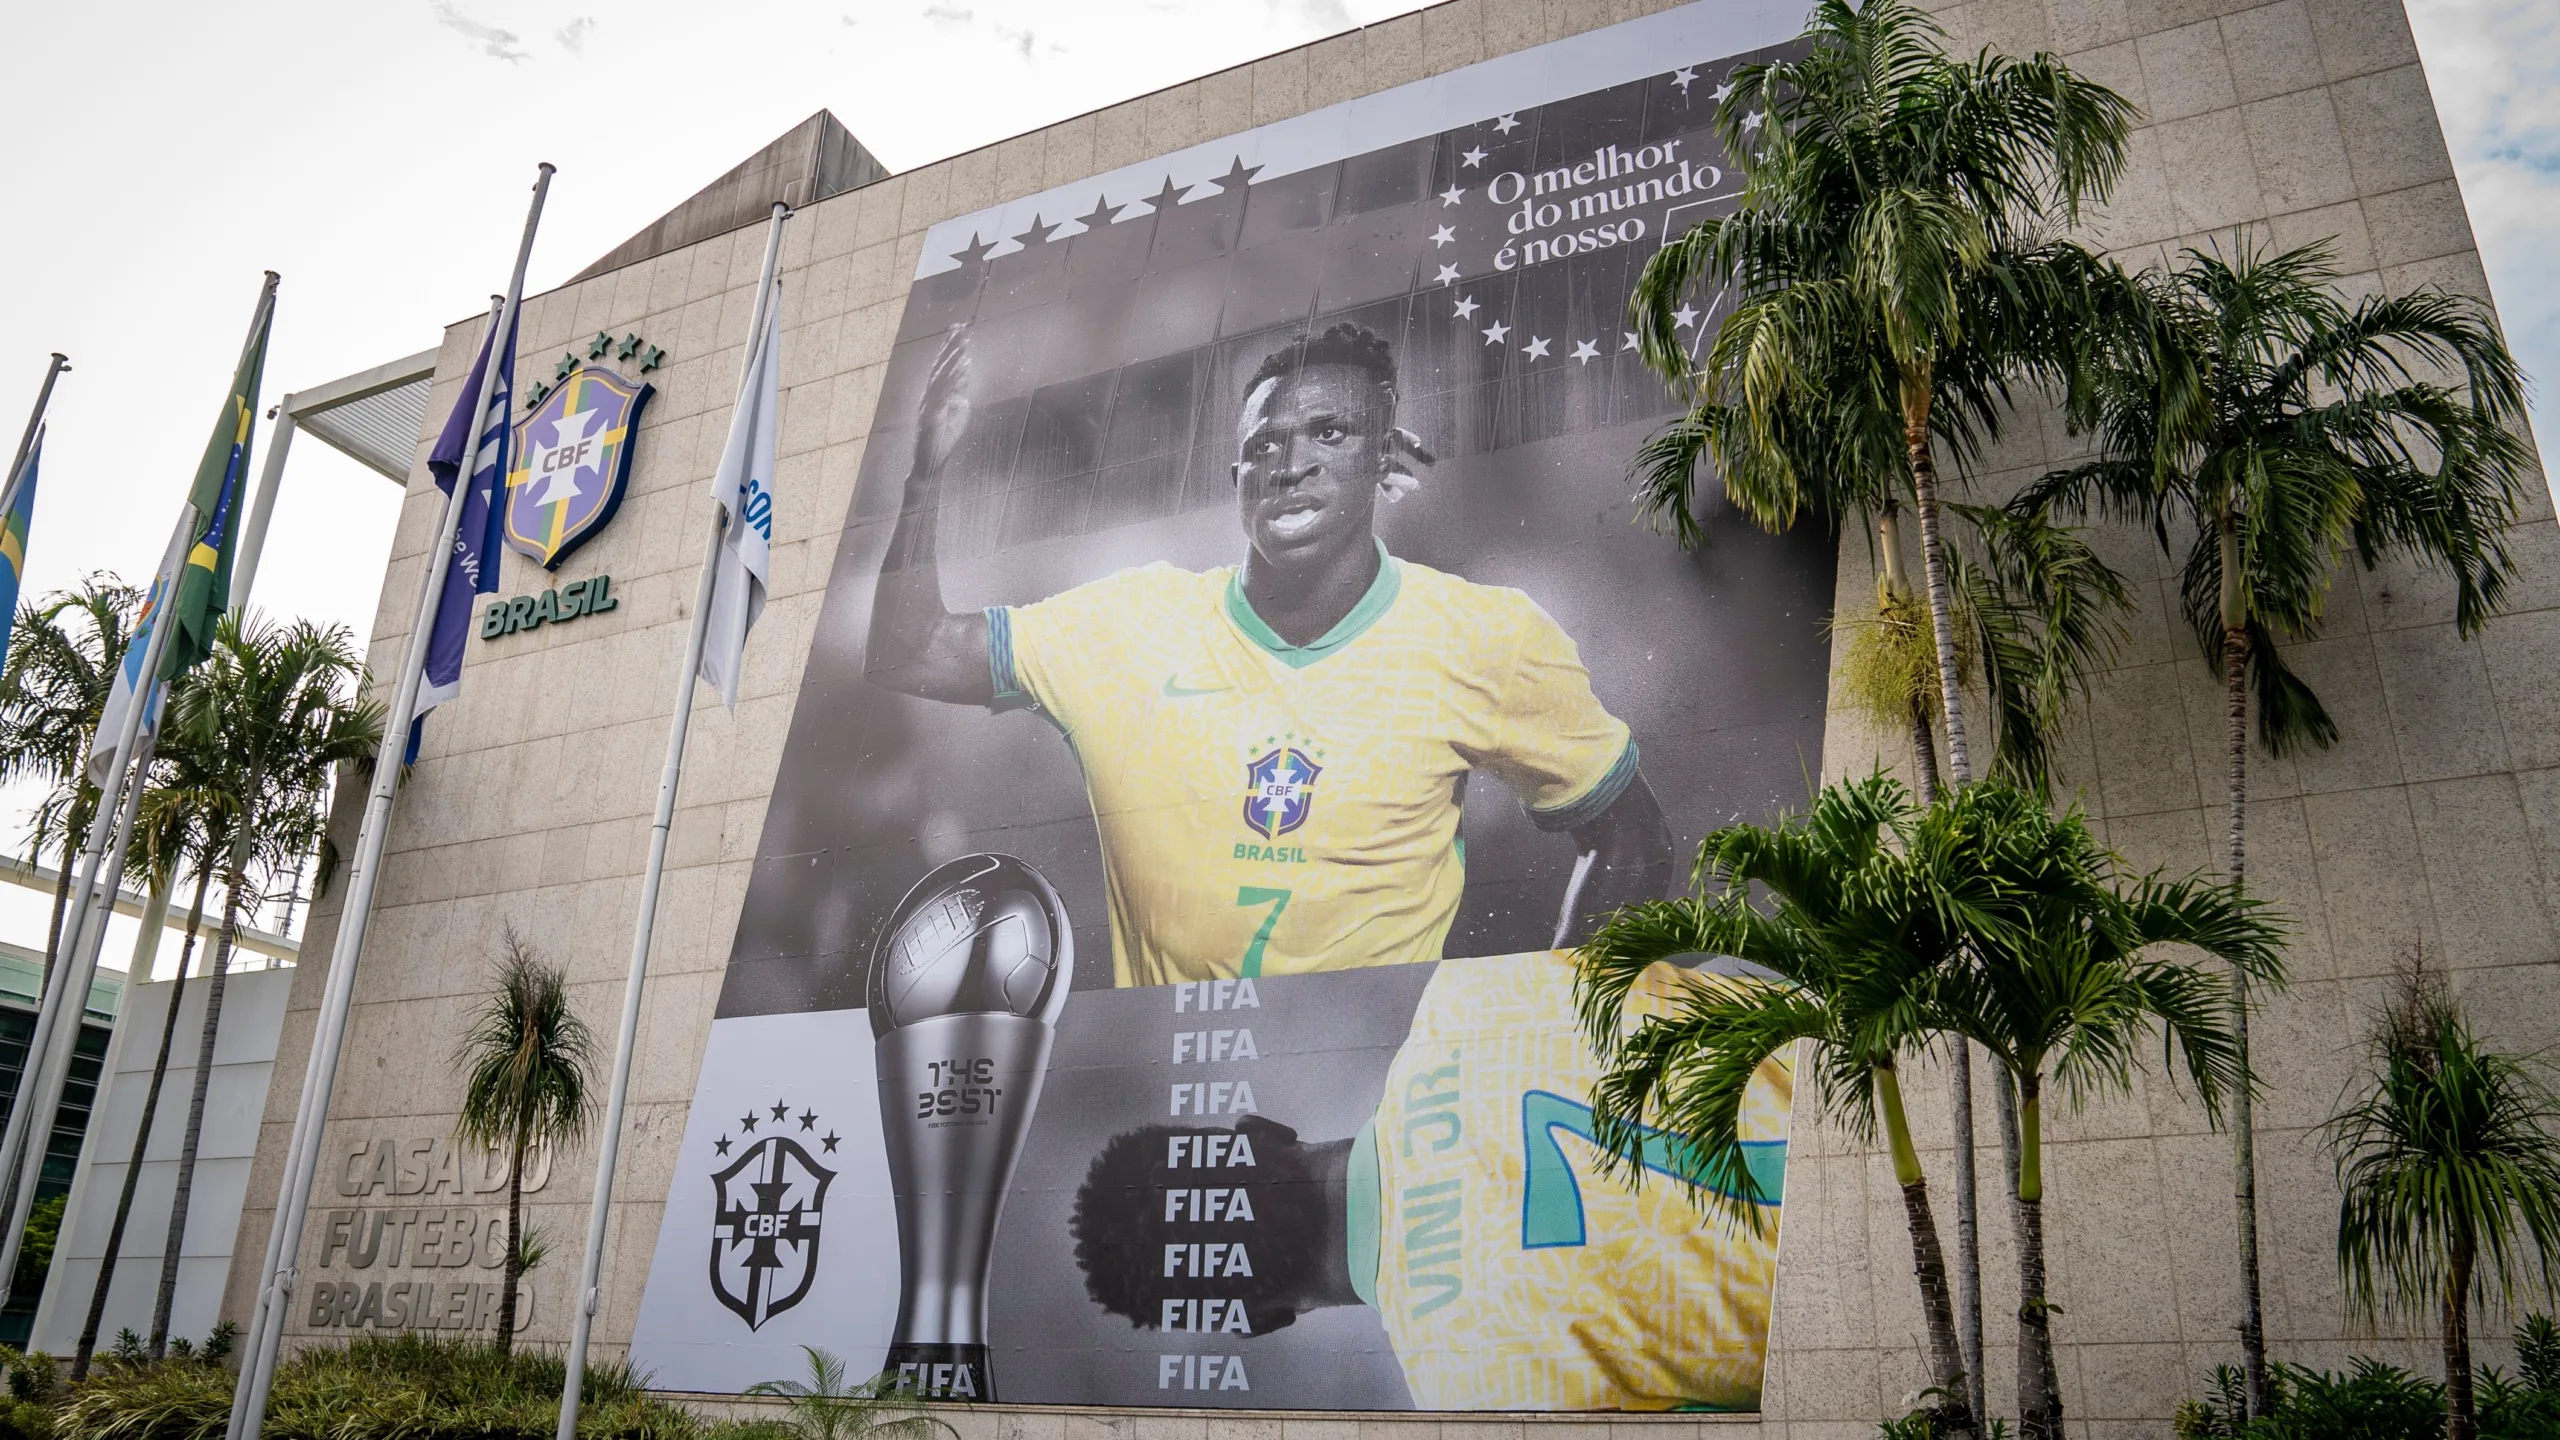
1169,1080,1258,1116
1172,978,1260,1012
1163,1186,1256,1222
1159,1297,1255,1333
1165,1132,1259,1168
1162,1242,1254,1278
1172,1028,1258,1063
1157,1354,1251,1391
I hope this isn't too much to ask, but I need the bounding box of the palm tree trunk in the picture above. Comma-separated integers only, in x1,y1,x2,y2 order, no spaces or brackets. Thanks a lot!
2219,513,2273,1417
2014,1071,2064,1440
1901,382,1973,785
498,1132,526,1353
1881,500,1977,1419
151,838,250,1357
1875,1059,1978,1439
72,865,211,1378
2444,1235,2476,1440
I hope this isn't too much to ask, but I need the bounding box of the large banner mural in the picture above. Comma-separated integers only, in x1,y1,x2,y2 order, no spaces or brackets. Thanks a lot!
630,0,1834,1411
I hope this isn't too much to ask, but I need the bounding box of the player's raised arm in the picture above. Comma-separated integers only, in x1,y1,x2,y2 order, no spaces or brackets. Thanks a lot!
1554,775,1674,947
866,330,996,706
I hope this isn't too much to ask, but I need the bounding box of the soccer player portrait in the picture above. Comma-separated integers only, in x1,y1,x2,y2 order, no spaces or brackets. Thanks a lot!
865,322,1673,989
1065,951,1792,1410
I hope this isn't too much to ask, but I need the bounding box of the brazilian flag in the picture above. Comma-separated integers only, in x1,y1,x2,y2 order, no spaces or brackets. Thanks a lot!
159,272,277,681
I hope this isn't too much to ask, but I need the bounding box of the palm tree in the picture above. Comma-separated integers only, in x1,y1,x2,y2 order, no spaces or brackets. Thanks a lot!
1632,0,2133,788
2021,238,2534,1409
0,578,142,997
454,926,597,1353
2329,955,2560,1440
69,710,241,1379
148,612,380,1355
1629,8,2134,1386
1924,782,2285,1439
1574,774,2000,1438
747,1346,959,1440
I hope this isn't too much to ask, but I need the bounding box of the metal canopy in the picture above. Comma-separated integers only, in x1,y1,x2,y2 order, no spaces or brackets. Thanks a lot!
284,347,438,482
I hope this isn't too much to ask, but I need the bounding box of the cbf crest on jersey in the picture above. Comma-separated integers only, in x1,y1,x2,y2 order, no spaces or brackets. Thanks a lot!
708,1103,837,1330
505,365,652,568
1243,747,1322,839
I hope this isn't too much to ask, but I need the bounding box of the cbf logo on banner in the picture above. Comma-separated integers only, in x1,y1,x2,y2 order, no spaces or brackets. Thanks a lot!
707,1106,839,1330
505,365,651,568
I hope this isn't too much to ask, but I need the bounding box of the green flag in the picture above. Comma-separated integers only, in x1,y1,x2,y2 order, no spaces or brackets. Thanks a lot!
160,272,278,681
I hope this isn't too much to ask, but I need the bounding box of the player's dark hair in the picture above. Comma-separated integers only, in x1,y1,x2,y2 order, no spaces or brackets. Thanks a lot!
1245,322,1397,406
1069,1116,1320,1335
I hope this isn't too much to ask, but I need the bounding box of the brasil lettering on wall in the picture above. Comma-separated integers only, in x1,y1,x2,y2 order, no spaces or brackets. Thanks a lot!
481,573,616,639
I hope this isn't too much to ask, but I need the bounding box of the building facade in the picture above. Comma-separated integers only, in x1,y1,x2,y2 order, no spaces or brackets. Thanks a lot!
227,0,2557,1433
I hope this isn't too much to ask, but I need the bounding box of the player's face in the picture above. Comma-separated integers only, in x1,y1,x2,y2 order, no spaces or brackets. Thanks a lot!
1233,365,1385,569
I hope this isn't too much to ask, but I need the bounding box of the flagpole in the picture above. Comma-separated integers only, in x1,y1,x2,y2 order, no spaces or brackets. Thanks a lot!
229,164,552,1440
556,201,789,1440
229,401,297,611
2,353,69,520
225,296,498,1440
0,508,188,1301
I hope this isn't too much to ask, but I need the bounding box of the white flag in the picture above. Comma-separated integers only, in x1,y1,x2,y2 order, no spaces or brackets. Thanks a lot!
698,278,781,709
88,516,191,786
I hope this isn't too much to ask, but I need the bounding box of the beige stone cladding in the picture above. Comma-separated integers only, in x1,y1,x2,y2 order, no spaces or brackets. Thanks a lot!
226,0,2551,1433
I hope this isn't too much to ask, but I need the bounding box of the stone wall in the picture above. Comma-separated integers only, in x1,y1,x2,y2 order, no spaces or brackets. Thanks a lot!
228,0,2552,1433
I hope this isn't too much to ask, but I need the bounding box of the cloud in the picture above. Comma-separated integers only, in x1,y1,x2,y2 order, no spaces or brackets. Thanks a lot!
1270,0,1356,30
922,4,972,23
429,1,529,62
555,16,594,53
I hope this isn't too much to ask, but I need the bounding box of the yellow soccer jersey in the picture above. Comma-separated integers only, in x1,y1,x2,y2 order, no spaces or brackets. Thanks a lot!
991,543,1635,988
1354,951,1792,1412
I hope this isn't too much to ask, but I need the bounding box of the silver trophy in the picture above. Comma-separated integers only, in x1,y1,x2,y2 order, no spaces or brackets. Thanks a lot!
870,853,1073,1401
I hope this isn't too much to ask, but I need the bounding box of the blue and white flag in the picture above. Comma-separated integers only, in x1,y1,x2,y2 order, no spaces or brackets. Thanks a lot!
409,308,518,762
87,516,188,786
698,279,780,710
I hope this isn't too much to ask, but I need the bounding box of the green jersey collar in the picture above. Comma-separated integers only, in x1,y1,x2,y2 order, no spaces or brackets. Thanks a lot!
1225,539,1402,670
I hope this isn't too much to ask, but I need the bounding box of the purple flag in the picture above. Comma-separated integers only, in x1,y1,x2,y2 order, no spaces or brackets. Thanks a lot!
410,310,517,762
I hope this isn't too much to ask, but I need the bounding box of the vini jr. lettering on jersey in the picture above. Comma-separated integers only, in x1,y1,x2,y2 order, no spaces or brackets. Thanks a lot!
1241,741,1322,840
1399,1053,1465,1318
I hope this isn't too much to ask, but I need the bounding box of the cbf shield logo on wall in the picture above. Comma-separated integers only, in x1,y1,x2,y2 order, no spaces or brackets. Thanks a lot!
505,365,651,568
708,1109,837,1330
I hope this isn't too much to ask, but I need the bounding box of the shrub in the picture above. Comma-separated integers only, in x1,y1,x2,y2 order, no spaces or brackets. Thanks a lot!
52,1334,703,1440
2174,1324,2560,1440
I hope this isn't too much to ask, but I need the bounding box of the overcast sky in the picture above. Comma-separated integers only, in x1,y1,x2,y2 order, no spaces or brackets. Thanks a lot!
0,0,2549,980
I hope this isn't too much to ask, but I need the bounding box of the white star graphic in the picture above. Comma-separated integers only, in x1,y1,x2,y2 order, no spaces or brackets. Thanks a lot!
1673,304,1700,329
1621,331,1641,351
1434,263,1461,285
1429,225,1456,247
1522,336,1551,360
1742,110,1766,132
1461,145,1487,168
1481,319,1510,345
1571,339,1601,364
1712,80,1736,103
1439,184,1465,207
1493,113,1520,134
1672,66,1697,91
527,408,604,510
1453,295,1480,320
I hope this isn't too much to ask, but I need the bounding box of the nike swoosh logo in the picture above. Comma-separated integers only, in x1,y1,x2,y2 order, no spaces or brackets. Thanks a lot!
1162,676,1230,698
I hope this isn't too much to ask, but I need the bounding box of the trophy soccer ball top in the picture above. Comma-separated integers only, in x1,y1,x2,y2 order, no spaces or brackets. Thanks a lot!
868,853,1074,1401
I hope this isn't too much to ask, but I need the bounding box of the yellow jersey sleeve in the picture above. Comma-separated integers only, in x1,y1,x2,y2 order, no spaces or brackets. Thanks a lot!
990,564,1184,729
1448,590,1637,831
1364,951,1790,1412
